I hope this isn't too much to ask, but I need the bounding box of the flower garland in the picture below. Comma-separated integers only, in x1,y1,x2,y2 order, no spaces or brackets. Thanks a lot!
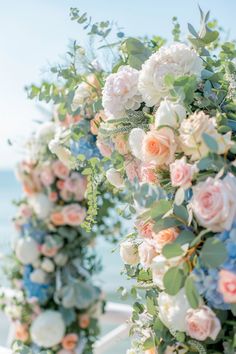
98,10,236,354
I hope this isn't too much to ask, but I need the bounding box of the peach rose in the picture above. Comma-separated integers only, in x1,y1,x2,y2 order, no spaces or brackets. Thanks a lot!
145,349,156,354
153,228,179,252
141,128,177,166
113,135,129,155
186,306,221,341
41,244,58,257
90,111,107,135
15,323,29,342
96,139,113,158
140,162,158,184
138,241,157,268
49,191,58,202
57,180,65,190
79,314,90,329
136,220,155,239
62,333,78,350
52,160,70,179
63,204,86,226
170,157,196,189
191,174,236,231
218,269,236,303
50,211,65,226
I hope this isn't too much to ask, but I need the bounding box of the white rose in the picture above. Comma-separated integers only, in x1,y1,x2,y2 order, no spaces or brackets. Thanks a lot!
120,240,139,265
49,140,77,170
151,255,171,289
179,111,232,161
102,65,142,118
30,269,48,284
30,310,65,348
139,43,203,106
71,82,91,111
106,168,124,189
155,99,186,128
138,241,157,268
158,289,191,332
54,252,68,267
41,258,55,273
29,193,53,219
15,238,39,265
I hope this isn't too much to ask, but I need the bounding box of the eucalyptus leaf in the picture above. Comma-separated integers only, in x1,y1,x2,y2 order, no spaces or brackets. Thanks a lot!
185,276,200,308
163,267,185,295
201,238,228,268
162,243,184,259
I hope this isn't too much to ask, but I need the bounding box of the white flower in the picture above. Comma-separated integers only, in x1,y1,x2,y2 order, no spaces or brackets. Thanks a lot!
15,238,39,265
120,240,139,265
138,241,157,268
91,58,103,71
158,289,191,332
102,65,142,118
106,168,124,188
49,139,77,170
29,193,53,219
88,301,103,319
35,122,56,142
54,252,68,266
30,310,65,348
179,111,232,160
139,43,203,106
155,99,186,128
165,346,188,354
128,128,146,160
71,82,91,111
30,269,48,284
41,258,55,273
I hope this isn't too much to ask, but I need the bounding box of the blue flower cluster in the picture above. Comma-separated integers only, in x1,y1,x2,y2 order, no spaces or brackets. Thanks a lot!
193,222,236,310
70,134,102,160
23,265,52,304
21,221,46,244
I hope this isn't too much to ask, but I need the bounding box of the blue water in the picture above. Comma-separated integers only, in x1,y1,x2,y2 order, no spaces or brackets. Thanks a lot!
0,169,131,352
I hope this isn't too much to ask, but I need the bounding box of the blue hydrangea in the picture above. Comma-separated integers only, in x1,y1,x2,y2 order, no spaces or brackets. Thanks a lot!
70,134,102,159
193,221,236,310
23,265,52,304
20,222,46,243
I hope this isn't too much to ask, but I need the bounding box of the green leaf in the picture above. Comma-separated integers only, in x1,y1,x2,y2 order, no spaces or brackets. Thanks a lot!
230,304,236,316
150,200,172,218
138,269,152,282
201,238,228,268
174,230,195,246
202,30,219,44
173,204,189,223
185,276,200,308
123,37,152,69
146,296,156,315
153,217,183,233
162,243,184,259
163,267,185,295
202,132,218,153
143,337,155,350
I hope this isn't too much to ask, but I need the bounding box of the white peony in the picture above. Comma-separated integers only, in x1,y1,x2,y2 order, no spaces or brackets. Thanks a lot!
54,252,68,266
138,241,157,268
71,82,91,111
30,310,65,348
15,237,39,265
41,258,55,273
29,193,53,219
139,43,203,106
30,269,48,284
120,240,139,265
155,99,186,128
179,111,232,161
158,289,191,332
102,65,142,118
106,168,124,189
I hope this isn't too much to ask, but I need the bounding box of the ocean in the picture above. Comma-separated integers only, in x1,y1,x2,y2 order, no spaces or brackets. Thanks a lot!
0,169,131,352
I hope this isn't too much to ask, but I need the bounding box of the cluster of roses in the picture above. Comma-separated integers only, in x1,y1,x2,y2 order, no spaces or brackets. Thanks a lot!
97,18,236,354
1,120,104,354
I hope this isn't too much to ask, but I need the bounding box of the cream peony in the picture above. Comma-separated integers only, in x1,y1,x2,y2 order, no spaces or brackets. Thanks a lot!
41,258,55,273
179,111,232,161
30,310,65,348
29,193,53,219
155,99,186,128
102,65,142,118
191,174,236,231
30,269,48,284
120,240,139,265
158,289,191,332
15,237,39,265
71,82,91,111
138,43,203,106
106,168,124,189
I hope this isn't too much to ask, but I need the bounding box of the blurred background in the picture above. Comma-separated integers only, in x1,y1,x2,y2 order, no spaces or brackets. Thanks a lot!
0,0,236,352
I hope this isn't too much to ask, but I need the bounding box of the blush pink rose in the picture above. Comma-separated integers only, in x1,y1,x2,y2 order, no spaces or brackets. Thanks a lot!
138,241,157,268
62,333,79,350
14,323,29,342
191,174,236,232
52,160,70,179
57,180,65,190
113,135,129,155
142,127,177,166
186,306,221,341
97,139,113,158
63,204,86,226
136,220,155,239
218,269,236,303
40,166,55,186
49,191,58,202
125,158,141,182
41,244,58,257
152,228,179,252
140,162,158,184
170,157,196,189
50,211,65,226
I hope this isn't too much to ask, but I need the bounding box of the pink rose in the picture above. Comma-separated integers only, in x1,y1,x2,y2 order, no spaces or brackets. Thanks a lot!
97,139,113,158
191,174,236,231
125,158,141,182
138,241,157,268
19,204,32,219
64,173,87,201
218,269,236,303
140,162,158,184
136,220,155,239
52,160,70,179
152,228,179,252
41,244,58,257
113,135,129,155
170,157,196,189
49,191,58,202
63,204,86,226
40,166,55,186
186,306,221,341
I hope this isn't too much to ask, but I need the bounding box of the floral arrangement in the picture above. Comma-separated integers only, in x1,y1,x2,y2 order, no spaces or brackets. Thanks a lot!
97,9,236,354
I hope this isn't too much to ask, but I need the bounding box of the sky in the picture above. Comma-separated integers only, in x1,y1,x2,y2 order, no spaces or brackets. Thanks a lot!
1,0,236,169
